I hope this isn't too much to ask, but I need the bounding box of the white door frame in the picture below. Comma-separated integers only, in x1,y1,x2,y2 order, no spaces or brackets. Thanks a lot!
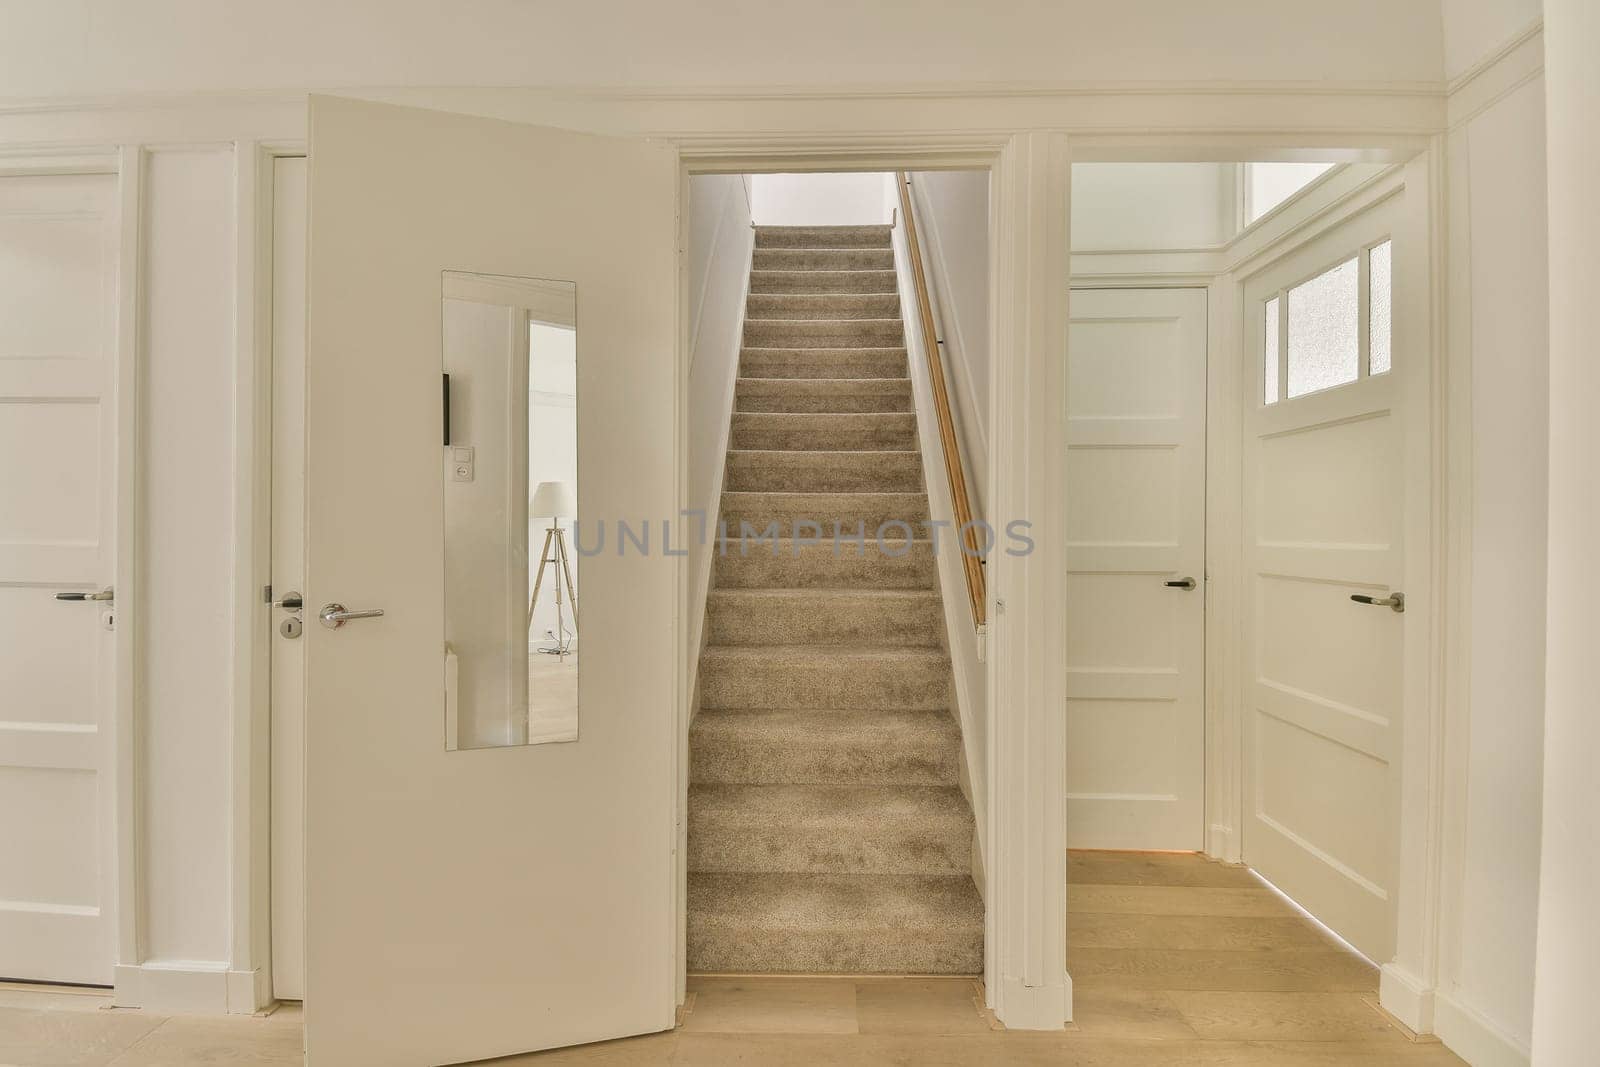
680,140,1072,1028
253,126,1444,1037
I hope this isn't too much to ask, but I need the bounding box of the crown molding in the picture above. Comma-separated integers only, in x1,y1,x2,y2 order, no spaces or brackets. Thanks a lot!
1446,20,1544,130
0,78,1451,117
1446,19,1543,96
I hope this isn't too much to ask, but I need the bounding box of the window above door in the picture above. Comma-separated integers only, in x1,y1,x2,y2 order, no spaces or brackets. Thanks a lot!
1262,238,1393,406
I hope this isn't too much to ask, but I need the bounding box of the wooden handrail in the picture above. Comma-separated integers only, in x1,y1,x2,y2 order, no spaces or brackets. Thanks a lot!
896,172,986,628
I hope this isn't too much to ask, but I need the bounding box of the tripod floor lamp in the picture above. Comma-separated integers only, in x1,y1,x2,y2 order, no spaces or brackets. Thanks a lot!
527,480,577,660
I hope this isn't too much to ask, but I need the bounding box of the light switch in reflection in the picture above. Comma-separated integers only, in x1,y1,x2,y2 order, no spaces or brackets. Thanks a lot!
452,446,475,482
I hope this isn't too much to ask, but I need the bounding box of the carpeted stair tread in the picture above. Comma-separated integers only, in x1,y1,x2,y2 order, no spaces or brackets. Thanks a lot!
735,377,913,414
712,538,938,590
745,317,905,348
686,872,983,975
746,293,901,320
750,269,898,295
754,225,893,249
720,490,930,536
690,707,961,786
698,645,952,710
752,248,895,272
688,783,972,875
706,588,943,647
729,411,917,451
740,347,908,379
724,449,923,493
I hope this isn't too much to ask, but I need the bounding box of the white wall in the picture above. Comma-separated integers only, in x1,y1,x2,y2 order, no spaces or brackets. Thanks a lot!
0,1,1446,97
685,174,753,684
889,200,988,860
750,173,890,227
907,171,989,513
1440,0,1543,79
1071,164,1238,251
1531,1,1600,1062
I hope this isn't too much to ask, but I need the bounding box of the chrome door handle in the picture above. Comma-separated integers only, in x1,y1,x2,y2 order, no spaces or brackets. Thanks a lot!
319,602,385,629
1351,591,1405,613
1164,577,1197,590
56,587,114,602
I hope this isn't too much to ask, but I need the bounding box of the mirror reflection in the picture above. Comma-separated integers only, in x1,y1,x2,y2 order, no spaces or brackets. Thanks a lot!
442,271,578,750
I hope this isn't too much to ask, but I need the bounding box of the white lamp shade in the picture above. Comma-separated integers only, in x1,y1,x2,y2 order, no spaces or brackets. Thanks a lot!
530,480,576,519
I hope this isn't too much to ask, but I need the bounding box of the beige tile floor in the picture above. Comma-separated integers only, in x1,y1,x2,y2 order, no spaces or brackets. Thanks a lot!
0,853,1466,1066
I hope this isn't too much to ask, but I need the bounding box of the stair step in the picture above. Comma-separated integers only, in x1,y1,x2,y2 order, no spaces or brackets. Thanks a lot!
688,784,972,875
754,225,893,249
713,538,937,590
706,588,943,647
698,646,952,710
741,347,908,380
730,412,917,451
745,317,904,348
724,449,922,493
735,377,912,414
745,293,900,321
720,491,930,538
750,269,898,295
753,248,895,272
690,708,961,786
687,871,982,974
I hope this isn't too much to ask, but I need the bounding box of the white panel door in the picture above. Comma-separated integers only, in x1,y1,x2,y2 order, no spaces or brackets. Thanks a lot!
268,154,307,1001
303,97,678,1064
0,172,120,983
1065,288,1207,850
1242,194,1403,961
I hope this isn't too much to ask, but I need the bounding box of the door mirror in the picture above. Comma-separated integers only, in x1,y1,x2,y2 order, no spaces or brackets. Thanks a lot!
441,271,578,749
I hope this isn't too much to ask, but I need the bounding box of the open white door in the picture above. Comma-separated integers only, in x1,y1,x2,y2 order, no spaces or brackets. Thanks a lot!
303,97,679,1064
1241,193,1404,962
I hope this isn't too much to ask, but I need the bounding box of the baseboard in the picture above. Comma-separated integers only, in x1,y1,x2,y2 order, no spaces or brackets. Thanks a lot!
1379,962,1437,1034
993,972,1071,1030
1206,822,1238,863
1434,990,1531,1067
114,961,269,1015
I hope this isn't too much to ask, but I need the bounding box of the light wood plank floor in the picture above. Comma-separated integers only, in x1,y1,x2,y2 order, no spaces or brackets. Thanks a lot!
0,852,1464,1065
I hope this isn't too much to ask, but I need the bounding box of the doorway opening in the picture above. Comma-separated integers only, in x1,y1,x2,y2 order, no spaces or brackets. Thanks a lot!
681,169,994,980
1065,156,1427,1038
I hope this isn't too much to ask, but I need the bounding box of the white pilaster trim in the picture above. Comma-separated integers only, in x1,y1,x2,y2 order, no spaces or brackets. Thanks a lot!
112,142,147,973
985,129,1070,1031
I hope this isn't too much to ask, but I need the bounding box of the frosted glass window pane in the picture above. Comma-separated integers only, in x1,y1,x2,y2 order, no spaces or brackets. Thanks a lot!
1287,257,1359,398
1370,240,1392,375
1264,297,1280,404
1246,162,1336,224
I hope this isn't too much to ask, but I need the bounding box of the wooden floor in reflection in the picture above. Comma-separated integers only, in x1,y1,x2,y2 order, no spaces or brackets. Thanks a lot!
527,645,578,743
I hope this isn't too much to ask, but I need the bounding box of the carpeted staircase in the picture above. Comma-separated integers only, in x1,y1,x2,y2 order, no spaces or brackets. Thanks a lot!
686,223,983,975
